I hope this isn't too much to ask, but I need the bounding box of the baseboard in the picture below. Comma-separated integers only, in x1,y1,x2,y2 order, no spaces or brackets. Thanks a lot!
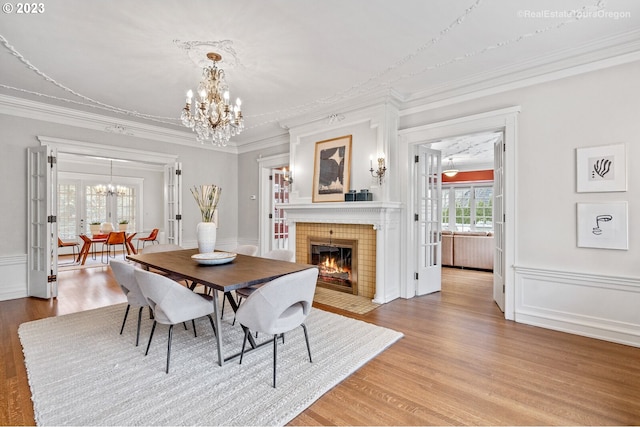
515,266,640,347
0,254,28,301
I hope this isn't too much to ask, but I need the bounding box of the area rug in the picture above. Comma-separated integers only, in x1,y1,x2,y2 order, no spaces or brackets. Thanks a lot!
313,287,380,315
19,303,402,426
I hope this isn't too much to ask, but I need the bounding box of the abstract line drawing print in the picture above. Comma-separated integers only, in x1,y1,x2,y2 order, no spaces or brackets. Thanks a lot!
590,156,614,181
592,214,612,235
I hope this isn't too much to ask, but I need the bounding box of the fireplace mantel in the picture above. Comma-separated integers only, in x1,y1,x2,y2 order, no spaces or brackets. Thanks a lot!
280,201,403,304
279,201,402,230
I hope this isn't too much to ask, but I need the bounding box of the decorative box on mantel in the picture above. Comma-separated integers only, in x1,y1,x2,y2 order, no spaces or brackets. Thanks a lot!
279,201,403,304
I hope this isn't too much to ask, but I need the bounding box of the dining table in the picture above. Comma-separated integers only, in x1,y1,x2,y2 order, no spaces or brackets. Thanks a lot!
126,248,315,366
78,232,138,265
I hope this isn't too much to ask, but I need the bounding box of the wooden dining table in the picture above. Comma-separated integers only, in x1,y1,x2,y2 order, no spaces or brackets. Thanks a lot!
126,248,314,366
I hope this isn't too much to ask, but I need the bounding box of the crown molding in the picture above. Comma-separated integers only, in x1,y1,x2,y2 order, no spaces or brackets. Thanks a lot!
402,31,640,116
0,93,240,153
235,132,289,155
278,88,404,131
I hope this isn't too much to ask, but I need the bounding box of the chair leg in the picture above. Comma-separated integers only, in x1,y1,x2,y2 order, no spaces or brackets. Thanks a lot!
166,324,174,374
301,323,312,363
207,314,217,337
232,296,243,326
239,328,250,364
120,304,130,335
145,321,157,356
192,319,197,337
272,334,278,388
136,306,143,347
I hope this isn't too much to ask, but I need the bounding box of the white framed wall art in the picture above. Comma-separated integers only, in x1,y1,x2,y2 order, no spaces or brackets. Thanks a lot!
577,202,628,250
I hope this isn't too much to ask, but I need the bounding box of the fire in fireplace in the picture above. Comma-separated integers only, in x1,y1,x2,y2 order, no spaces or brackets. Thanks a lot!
309,236,357,294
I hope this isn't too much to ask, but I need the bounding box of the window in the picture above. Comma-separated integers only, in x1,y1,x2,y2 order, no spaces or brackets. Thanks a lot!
57,183,78,239
58,175,142,237
442,184,493,232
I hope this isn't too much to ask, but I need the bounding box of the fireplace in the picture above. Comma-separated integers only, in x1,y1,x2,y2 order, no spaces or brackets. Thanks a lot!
308,235,357,295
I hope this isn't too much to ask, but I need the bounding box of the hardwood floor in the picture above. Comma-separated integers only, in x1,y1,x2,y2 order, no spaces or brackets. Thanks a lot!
2,266,639,425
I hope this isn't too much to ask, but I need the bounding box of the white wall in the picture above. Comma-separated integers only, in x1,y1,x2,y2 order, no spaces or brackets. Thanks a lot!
401,60,640,346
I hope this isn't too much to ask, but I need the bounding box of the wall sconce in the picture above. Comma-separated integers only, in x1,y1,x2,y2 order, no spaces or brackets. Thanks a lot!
369,154,387,185
283,167,293,184
443,157,459,177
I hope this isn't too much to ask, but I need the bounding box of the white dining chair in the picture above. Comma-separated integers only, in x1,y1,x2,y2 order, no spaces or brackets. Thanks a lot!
134,268,217,374
219,245,261,316
232,248,297,324
236,267,319,387
110,260,148,347
232,245,259,256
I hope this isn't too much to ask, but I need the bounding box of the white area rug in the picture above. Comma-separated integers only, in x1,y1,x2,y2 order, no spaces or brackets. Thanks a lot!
19,303,402,426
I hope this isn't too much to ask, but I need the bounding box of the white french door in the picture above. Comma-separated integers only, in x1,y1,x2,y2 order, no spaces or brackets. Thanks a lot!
416,145,442,295
27,146,57,298
493,134,506,311
271,168,289,250
164,162,183,246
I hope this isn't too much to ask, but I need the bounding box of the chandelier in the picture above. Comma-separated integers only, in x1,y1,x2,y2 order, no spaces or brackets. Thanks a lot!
96,160,127,196
180,52,244,146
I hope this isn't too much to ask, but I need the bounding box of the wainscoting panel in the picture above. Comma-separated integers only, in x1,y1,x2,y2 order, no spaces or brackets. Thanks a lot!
515,266,640,347
0,255,28,301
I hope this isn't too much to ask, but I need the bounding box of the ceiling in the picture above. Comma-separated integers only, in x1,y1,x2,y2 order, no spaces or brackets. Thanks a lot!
1,0,639,150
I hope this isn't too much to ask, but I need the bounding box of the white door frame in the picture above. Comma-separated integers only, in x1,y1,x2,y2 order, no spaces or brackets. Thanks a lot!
37,137,179,236
399,106,519,320
257,153,289,256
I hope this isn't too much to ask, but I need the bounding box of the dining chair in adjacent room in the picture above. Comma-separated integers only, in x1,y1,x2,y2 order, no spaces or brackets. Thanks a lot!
236,267,319,387
110,260,149,347
101,231,127,263
134,268,217,374
136,228,159,252
57,237,80,263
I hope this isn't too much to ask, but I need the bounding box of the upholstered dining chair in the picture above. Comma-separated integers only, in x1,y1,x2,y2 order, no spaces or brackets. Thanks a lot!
110,260,149,347
139,244,187,285
232,245,259,256
136,228,159,252
101,231,127,263
134,268,217,374
263,248,295,262
236,267,319,387
219,245,260,316
232,248,296,324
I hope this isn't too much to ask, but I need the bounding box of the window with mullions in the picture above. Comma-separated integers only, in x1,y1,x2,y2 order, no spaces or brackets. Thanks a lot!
442,184,493,232
116,186,136,230
58,183,78,239
86,185,108,231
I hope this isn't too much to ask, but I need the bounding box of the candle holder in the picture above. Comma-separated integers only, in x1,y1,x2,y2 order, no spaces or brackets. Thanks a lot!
369,155,387,185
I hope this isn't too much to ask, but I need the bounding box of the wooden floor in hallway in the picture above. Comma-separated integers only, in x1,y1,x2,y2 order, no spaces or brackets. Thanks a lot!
1,266,639,425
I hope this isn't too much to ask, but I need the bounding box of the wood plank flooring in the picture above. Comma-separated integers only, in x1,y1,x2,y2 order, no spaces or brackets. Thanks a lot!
1,266,639,425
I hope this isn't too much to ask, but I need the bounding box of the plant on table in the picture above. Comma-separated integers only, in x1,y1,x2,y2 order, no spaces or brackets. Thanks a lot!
190,184,221,222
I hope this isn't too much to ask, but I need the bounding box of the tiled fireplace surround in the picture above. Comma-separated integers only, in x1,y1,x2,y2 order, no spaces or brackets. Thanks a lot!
282,201,402,304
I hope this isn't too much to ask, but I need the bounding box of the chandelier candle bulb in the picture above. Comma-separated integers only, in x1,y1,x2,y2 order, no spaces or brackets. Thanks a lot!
181,52,245,146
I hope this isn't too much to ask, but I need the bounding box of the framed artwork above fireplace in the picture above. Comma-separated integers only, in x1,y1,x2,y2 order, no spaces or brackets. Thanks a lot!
312,135,352,202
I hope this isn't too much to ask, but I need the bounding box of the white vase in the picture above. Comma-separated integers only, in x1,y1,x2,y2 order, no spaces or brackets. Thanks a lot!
196,222,217,253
